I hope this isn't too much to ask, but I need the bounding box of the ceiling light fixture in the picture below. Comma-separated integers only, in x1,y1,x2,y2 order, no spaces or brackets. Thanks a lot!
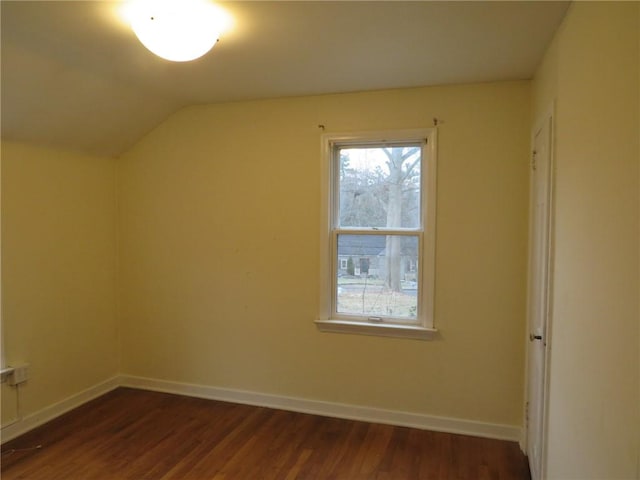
124,0,230,62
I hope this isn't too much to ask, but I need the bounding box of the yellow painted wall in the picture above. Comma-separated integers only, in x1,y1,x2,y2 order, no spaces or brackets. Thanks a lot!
532,2,640,478
1,383,18,428
118,81,530,426
1,142,119,419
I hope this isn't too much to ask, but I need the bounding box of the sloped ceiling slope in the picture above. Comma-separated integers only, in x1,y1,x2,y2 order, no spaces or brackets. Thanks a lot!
1,1,569,158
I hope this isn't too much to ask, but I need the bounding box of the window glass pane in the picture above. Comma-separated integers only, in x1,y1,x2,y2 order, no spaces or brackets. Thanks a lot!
336,234,419,319
338,146,421,228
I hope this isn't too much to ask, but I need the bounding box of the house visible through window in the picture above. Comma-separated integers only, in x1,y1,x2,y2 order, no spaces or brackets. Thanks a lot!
318,129,437,339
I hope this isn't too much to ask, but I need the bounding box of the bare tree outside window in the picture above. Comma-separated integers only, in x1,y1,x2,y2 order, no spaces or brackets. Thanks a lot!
336,145,421,320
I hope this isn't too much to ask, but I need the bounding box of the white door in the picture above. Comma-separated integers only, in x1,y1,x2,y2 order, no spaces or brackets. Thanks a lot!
526,114,553,480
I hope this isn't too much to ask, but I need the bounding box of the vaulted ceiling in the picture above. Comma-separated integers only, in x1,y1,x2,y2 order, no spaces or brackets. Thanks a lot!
1,1,570,157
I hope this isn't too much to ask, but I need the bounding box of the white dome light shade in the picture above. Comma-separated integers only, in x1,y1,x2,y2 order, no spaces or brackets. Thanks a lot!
127,0,229,62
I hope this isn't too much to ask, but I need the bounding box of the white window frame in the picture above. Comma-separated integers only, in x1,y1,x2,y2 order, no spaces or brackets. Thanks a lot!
317,128,438,340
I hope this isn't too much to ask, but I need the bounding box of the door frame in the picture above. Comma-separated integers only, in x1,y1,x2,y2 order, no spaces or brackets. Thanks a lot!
523,103,556,480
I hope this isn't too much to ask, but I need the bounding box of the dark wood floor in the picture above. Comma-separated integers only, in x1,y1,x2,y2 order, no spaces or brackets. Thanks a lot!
1,387,530,479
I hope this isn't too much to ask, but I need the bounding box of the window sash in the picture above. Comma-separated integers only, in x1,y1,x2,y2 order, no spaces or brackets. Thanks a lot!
331,142,425,232
330,140,426,326
331,231,423,324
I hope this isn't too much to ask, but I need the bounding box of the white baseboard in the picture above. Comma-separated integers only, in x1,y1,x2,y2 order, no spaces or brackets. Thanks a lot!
0,376,120,444
119,374,522,442
519,430,527,453
1,374,521,444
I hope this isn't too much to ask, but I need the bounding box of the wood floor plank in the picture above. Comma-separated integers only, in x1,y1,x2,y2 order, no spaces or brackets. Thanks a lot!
1,388,530,479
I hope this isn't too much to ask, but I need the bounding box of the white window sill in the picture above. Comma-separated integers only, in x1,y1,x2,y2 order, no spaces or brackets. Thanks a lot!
315,319,438,340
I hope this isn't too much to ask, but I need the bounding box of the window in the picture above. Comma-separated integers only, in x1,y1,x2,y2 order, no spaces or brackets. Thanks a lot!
317,129,437,340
